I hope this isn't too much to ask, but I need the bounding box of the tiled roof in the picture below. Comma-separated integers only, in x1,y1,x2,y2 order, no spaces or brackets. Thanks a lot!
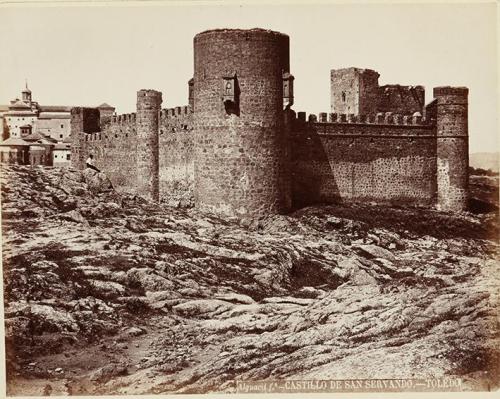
10,100,31,109
5,110,37,116
0,137,30,146
23,131,57,144
38,105,73,112
38,113,71,120
54,143,71,150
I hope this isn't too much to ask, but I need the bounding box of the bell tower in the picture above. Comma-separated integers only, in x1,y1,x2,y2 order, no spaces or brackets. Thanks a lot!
22,81,32,104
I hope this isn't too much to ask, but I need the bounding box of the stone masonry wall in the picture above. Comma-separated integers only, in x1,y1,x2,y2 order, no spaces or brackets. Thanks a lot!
136,90,162,202
331,69,425,117
292,112,437,207
83,114,138,193
193,28,291,218
358,70,381,115
378,85,425,115
159,106,194,205
72,105,196,202
68,27,468,216
434,87,469,212
70,107,100,171
330,68,362,115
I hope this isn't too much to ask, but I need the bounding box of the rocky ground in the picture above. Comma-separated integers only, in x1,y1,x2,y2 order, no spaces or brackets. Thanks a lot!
1,165,499,395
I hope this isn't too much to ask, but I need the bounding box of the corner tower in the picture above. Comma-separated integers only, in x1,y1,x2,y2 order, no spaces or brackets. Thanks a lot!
136,89,162,202
193,28,291,218
434,86,469,212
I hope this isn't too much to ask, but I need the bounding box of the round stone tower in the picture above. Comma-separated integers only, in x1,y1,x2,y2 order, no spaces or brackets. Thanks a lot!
193,28,291,218
136,89,162,202
434,86,469,212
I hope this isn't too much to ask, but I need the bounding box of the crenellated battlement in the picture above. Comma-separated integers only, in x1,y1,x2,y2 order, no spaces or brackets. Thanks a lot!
109,113,137,124
433,86,468,97
83,125,137,143
160,106,191,119
294,110,431,127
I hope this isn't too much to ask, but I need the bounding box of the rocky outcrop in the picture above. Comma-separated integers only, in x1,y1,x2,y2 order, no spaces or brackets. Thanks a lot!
1,165,499,395
82,168,114,193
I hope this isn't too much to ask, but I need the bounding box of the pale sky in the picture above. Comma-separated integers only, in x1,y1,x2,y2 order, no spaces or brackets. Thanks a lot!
0,1,497,153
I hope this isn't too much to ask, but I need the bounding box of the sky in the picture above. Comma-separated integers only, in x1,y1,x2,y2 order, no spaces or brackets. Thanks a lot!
0,1,497,153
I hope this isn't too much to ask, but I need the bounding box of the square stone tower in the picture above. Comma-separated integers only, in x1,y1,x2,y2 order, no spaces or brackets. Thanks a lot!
330,67,380,116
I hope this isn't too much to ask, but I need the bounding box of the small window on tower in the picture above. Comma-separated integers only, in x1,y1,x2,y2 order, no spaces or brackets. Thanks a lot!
60,124,63,128
222,75,239,116
342,92,346,102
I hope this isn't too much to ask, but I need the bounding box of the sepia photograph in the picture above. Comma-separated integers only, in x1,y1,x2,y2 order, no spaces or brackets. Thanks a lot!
0,0,498,396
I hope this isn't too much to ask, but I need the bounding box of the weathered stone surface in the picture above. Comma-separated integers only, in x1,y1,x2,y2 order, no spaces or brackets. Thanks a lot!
215,293,255,304
88,280,126,299
122,326,146,337
172,299,234,317
90,362,129,382
29,304,79,333
354,244,397,261
193,29,291,218
126,268,174,291
1,165,498,396
82,169,113,193
59,209,88,225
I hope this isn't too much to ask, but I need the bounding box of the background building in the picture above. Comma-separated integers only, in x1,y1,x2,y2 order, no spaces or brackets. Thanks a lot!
0,85,114,167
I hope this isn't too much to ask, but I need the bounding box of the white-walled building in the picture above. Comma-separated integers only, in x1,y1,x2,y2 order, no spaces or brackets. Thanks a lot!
0,84,73,141
2,86,38,138
52,140,72,167
0,84,115,166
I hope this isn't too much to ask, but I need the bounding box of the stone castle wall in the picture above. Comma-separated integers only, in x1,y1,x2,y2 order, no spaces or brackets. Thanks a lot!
193,29,291,218
330,67,425,117
136,90,162,202
291,112,437,207
71,96,467,214
434,87,469,212
159,106,194,204
378,85,425,115
79,113,139,193
71,107,100,171
70,28,469,216
73,105,196,204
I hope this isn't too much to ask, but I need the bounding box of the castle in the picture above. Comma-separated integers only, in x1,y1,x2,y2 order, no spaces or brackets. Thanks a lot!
71,28,469,218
